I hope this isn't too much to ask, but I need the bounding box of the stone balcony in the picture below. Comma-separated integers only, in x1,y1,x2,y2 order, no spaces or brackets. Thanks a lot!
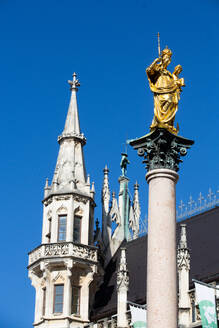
28,242,98,267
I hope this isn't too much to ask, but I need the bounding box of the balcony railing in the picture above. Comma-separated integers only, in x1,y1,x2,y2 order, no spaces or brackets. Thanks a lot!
28,242,98,266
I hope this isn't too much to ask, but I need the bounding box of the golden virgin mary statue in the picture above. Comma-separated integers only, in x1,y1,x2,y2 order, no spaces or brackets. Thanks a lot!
146,47,185,134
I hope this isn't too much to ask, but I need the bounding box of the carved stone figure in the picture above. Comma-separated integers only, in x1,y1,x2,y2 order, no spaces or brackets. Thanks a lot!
120,153,130,176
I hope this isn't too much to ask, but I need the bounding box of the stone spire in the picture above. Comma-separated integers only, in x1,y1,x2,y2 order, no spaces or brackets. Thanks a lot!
118,153,131,241
131,181,141,239
117,248,129,328
28,74,97,328
50,73,87,194
62,72,81,136
177,224,190,270
102,165,111,244
177,224,191,327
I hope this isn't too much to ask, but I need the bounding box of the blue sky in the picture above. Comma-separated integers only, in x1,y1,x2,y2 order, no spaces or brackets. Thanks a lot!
0,0,218,327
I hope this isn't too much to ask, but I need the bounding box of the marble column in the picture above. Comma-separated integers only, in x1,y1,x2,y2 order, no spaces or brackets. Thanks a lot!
64,262,73,317
129,128,194,328
146,168,178,328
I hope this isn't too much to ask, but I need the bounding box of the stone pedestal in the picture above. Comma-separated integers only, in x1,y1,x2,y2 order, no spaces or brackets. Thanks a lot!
129,128,194,328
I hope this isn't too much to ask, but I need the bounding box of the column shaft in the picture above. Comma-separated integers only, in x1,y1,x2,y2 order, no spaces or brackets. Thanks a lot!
146,169,178,328
64,275,72,316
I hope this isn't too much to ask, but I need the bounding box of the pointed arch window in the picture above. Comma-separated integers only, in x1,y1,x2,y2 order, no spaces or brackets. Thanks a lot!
58,215,67,241
73,216,81,243
54,284,64,313
72,286,80,315
42,287,46,316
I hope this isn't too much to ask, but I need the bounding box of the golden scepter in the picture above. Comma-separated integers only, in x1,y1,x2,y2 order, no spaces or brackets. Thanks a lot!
158,32,161,57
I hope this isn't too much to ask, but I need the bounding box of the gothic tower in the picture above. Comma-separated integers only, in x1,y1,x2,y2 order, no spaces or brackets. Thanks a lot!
28,73,98,328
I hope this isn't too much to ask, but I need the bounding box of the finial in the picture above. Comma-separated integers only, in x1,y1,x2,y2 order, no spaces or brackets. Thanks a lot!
112,191,116,198
68,72,80,91
103,165,109,174
86,174,90,185
134,181,139,190
44,178,49,189
53,178,58,191
44,178,50,197
91,182,95,192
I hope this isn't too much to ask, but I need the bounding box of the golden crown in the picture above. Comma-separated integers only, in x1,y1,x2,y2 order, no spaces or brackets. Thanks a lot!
161,47,172,57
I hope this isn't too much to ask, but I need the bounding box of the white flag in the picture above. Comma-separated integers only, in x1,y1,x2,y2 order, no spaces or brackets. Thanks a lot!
195,282,218,328
130,305,147,328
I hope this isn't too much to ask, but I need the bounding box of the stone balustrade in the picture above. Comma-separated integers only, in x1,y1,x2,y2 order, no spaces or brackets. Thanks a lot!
28,242,98,266
84,310,132,328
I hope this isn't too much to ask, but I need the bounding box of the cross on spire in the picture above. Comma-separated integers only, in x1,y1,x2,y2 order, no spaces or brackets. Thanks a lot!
188,195,195,211
68,72,80,90
179,200,185,215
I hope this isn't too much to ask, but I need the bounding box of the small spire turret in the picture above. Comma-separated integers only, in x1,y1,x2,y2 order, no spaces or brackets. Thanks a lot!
179,223,188,249
102,165,110,213
91,181,95,192
177,224,191,326
117,248,129,328
130,181,141,239
44,178,50,197
49,73,87,193
86,174,90,186
102,165,111,250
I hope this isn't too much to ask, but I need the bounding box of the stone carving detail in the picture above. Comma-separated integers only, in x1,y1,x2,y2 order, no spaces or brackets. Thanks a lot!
47,210,52,218
129,128,194,172
177,248,190,270
55,196,70,201
45,243,69,256
73,194,88,204
117,248,129,290
216,300,219,318
57,204,67,214
44,198,52,206
53,272,65,282
117,270,129,290
74,206,83,216
72,244,97,261
189,290,195,305
29,242,98,266
196,305,201,321
97,322,104,328
29,247,42,265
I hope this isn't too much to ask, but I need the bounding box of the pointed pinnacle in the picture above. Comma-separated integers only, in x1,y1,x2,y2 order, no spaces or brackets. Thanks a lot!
91,182,95,192
103,165,109,174
44,178,49,189
87,174,90,185
134,181,139,190
68,72,80,90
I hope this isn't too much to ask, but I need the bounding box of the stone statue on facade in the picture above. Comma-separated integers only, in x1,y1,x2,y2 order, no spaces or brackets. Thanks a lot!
120,153,130,177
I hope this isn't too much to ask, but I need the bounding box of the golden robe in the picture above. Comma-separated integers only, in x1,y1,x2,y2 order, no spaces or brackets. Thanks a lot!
146,64,182,134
